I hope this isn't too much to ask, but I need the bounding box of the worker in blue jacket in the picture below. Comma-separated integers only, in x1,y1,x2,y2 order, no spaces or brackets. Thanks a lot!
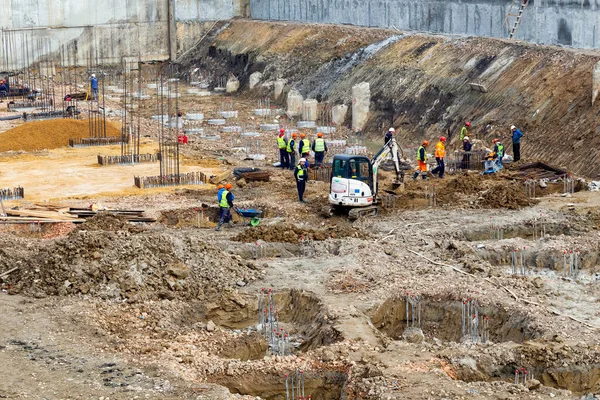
511,125,523,162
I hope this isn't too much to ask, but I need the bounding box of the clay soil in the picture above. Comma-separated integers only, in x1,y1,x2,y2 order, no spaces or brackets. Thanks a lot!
2,22,600,400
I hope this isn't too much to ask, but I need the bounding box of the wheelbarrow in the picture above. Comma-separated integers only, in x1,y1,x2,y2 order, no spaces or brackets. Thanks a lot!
233,206,263,227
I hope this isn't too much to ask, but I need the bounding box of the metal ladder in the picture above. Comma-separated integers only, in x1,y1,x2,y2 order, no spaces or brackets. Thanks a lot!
504,0,529,39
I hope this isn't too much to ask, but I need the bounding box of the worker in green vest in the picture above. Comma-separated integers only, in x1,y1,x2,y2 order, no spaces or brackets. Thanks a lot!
492,138,505,170
311,132,328,168
294,158,308,203
412,140,429,180
287,133,297,171
298,133,311,166
460,121,471,141
277,129,289,169
216,183,234,231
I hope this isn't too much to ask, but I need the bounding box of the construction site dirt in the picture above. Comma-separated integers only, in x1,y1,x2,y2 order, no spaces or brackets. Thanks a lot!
1,20,600,400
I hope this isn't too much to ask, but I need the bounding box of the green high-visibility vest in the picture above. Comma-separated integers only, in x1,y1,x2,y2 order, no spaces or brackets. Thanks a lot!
277,136,286,149
296,165,305,179
286,139,294,153
460,126,468,141
416,146,426,162
497,144,504,157
314,138,325,152
219,190,230,208
301,139,310,154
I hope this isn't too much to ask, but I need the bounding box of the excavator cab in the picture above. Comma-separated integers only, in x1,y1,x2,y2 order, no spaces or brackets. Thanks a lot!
330,154,375,208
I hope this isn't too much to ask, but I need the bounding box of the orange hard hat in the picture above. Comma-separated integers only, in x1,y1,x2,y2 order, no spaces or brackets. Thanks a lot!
225,183,233,190
423,140,429,146
465,121,471,127
292,133,298,138
217,184,224,190
317,132,323,138
300,133,306,138
440,136,447,142
493,138,499,143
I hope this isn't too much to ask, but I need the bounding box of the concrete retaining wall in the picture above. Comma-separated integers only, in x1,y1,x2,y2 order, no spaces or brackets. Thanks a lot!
249,0,600,48
0,0,241,68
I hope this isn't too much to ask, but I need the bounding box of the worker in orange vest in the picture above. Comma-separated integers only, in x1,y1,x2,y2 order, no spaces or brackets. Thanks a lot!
431,136,446,178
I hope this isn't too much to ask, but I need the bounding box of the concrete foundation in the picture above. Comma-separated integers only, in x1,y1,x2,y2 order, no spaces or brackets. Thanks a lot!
332,105,348,125
287,89,304,117
302,99,318,121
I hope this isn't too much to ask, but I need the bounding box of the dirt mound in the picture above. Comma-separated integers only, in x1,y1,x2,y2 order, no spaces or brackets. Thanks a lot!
1,230,261,300
0,119,121,152
231,223,366,243
443,174,486,195
78,213,144,232
478,184,538,209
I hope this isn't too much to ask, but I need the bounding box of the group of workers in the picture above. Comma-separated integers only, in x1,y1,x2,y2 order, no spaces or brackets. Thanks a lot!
396,122,524,180
277,128,328,170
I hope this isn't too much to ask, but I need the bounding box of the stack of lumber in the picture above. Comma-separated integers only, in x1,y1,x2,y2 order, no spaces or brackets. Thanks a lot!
67,208,156,222
0,205,156,224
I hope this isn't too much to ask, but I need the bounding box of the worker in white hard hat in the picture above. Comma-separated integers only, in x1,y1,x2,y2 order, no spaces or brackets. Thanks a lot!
294,158,308,203
385,127,395,145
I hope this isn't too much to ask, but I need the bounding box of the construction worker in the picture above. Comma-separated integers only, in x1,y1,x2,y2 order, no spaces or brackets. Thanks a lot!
511,125,523,162
412,140,429,180
277,129,289,169
217,184,225,202
385,127,395,145
462,136,472,170
216,183,234,231
431,136,446,178
312,132,328,168
460,121,471,141
90,74,98,100
287,133,297,171
294,158,308,203
299,133,310,160
492,138,505,169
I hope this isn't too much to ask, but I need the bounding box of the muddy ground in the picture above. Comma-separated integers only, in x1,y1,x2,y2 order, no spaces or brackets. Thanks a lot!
1,21,600,400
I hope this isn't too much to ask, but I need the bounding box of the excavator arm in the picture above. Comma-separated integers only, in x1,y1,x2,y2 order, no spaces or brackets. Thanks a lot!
371,138,404,200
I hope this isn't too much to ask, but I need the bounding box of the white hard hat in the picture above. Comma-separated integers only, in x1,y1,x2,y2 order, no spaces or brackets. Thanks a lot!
463,136,469,141
299,158,306,162
91,74,96,78
389,127,395,132
510,125,516,130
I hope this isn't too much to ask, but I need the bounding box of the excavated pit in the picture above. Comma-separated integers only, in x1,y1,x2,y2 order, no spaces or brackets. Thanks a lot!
206,289,342,353
210,370,348,400
460,221,580,242
371,296,539,343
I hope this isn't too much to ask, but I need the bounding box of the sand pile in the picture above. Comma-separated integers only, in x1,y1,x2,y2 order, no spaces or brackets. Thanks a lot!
0,119,121,152
1,230,261,300
231,223,366,243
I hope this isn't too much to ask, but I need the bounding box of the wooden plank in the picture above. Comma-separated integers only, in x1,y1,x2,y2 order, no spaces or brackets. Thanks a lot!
5,210,80,220
0,217,85,223
209,170,232,185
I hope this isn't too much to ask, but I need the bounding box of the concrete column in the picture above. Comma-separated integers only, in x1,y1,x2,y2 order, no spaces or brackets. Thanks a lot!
249,72,263,89
287,89,304,117
352,82,370,131
593,60,600,105
302,99,318,121
332,104,348,124
168,0,177,61
274,79,287,99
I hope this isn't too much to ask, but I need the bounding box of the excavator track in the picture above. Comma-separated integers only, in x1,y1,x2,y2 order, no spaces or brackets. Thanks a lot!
348,206,378,220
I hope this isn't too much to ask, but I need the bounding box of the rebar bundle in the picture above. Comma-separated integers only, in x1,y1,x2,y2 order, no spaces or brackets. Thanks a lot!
461,298,487,343
405,293,421,329
425,185,437,208
134,171,208,189
511,247,527,276
0,186,24,200
257,289,291,357
285,370,308,400
563,249,580,278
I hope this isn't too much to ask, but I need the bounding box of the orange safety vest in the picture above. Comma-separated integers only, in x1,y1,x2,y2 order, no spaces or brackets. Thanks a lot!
435,141,445,158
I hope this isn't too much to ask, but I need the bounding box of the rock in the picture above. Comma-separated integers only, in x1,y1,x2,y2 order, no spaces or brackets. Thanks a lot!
593,60,600,105
286,89,303,117
249,72,263,89
274,79,286,99
526,379,541,390
539,179,548,188
167,262,190,279
236,280,246,287
206,320,216,332
92,251,101,259
226,76,240,93
322,350,335,362
302,99,318,121
532,276,544,289
352,82,370,131
402,327,424,343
